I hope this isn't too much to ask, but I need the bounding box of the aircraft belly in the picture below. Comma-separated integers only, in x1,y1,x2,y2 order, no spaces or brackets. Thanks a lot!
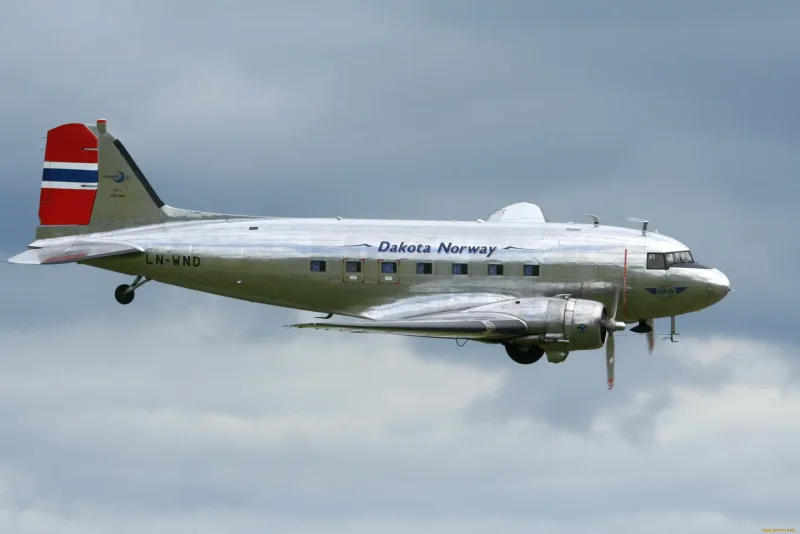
81,255,140,276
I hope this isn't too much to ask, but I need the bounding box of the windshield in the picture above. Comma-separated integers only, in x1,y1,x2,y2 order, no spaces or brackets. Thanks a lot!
665,250,694,267
647,250,705,269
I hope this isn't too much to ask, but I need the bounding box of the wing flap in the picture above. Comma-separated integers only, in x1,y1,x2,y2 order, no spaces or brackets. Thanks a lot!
289,312,528,341
7,241,144,265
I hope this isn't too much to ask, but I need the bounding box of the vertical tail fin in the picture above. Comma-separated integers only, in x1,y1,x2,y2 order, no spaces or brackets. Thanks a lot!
33,119,252,240
91,119,165,227
36,119,165,239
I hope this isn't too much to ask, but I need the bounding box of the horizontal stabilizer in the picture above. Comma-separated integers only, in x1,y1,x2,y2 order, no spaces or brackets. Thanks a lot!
289,312,528,341
7,241,143,265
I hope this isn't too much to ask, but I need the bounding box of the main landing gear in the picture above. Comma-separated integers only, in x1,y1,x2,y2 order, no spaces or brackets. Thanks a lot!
504,343,545,365
114,275,151,305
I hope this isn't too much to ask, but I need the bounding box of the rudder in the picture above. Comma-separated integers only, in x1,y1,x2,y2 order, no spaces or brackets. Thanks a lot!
39,123,100,227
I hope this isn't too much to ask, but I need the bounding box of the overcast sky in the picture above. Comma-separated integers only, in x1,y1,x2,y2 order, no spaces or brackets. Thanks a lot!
1,1,799,533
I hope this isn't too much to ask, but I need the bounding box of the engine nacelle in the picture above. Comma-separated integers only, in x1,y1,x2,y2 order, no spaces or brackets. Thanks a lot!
479,296,608,352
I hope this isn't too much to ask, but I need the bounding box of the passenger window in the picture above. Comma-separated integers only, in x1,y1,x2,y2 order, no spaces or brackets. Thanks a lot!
381,261,397,274
488,263,504,276
452,263,468,275
310,260,326,272
523,264,539,277
416,262,433,274
345,260,361,273
647,253,666,270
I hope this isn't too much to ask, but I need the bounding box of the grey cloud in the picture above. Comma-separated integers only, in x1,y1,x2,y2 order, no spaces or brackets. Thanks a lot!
464,333,800,441
0,506,766,534
1,2,799,531
1,305,799,530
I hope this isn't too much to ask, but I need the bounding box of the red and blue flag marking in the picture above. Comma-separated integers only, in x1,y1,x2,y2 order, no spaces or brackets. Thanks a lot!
39,123,99,226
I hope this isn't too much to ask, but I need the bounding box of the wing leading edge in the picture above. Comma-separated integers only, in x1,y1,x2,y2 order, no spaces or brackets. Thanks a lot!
289,311,528,341
7,241,143,265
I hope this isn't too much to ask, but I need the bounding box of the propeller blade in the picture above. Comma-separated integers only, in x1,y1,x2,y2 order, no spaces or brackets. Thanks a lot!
644,318,655,354
606,332,615,390
601,288,626,330
609,287,620,321
601,286,626,391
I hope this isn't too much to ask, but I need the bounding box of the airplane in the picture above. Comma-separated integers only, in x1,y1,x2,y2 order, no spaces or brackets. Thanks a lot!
8,119,731,390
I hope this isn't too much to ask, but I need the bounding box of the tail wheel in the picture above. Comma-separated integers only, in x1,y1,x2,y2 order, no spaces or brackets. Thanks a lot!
114,284,135,305
504,343,544,365
113,276,151,305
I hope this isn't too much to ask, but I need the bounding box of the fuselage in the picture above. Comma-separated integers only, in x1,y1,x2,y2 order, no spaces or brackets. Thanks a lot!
52,216,731,321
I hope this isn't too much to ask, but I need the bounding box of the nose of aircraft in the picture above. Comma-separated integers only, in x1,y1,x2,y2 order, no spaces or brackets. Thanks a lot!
707,268,731,304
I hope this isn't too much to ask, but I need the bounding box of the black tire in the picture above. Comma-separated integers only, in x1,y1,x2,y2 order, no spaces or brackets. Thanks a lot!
114,284,135,305
504,343,544,365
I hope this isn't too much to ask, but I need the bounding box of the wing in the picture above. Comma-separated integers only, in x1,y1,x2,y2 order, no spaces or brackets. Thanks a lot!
289,310,528,341
7,241,143,265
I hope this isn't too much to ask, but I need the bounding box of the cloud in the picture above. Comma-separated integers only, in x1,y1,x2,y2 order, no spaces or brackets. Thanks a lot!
0,506,769,534
0,504,765,534
0,300,798,532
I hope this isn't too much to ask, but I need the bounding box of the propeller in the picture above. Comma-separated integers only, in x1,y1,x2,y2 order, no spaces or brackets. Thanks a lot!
606,329,615,391
601,288,627,390
630,318,656,353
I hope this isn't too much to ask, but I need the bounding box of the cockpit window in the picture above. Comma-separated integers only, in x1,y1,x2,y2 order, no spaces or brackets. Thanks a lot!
666,250,694,267
647,250,699,269
646,253,666,270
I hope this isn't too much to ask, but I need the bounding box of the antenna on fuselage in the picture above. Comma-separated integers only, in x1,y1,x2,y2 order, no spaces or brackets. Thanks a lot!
582,214,600,227
626,217,649,235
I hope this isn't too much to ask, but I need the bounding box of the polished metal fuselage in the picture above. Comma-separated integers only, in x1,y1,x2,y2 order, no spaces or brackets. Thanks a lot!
55,216,730,322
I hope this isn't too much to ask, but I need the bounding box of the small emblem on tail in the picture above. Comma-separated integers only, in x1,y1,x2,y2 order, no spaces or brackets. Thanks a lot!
103,171,128,183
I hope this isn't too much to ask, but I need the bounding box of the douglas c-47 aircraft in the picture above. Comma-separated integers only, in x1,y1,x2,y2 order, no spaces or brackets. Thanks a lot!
9,120,731,389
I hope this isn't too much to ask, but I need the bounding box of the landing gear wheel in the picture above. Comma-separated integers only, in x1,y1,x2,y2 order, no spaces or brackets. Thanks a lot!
504,343,545,365
113,276,151,305
114,284,135,305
